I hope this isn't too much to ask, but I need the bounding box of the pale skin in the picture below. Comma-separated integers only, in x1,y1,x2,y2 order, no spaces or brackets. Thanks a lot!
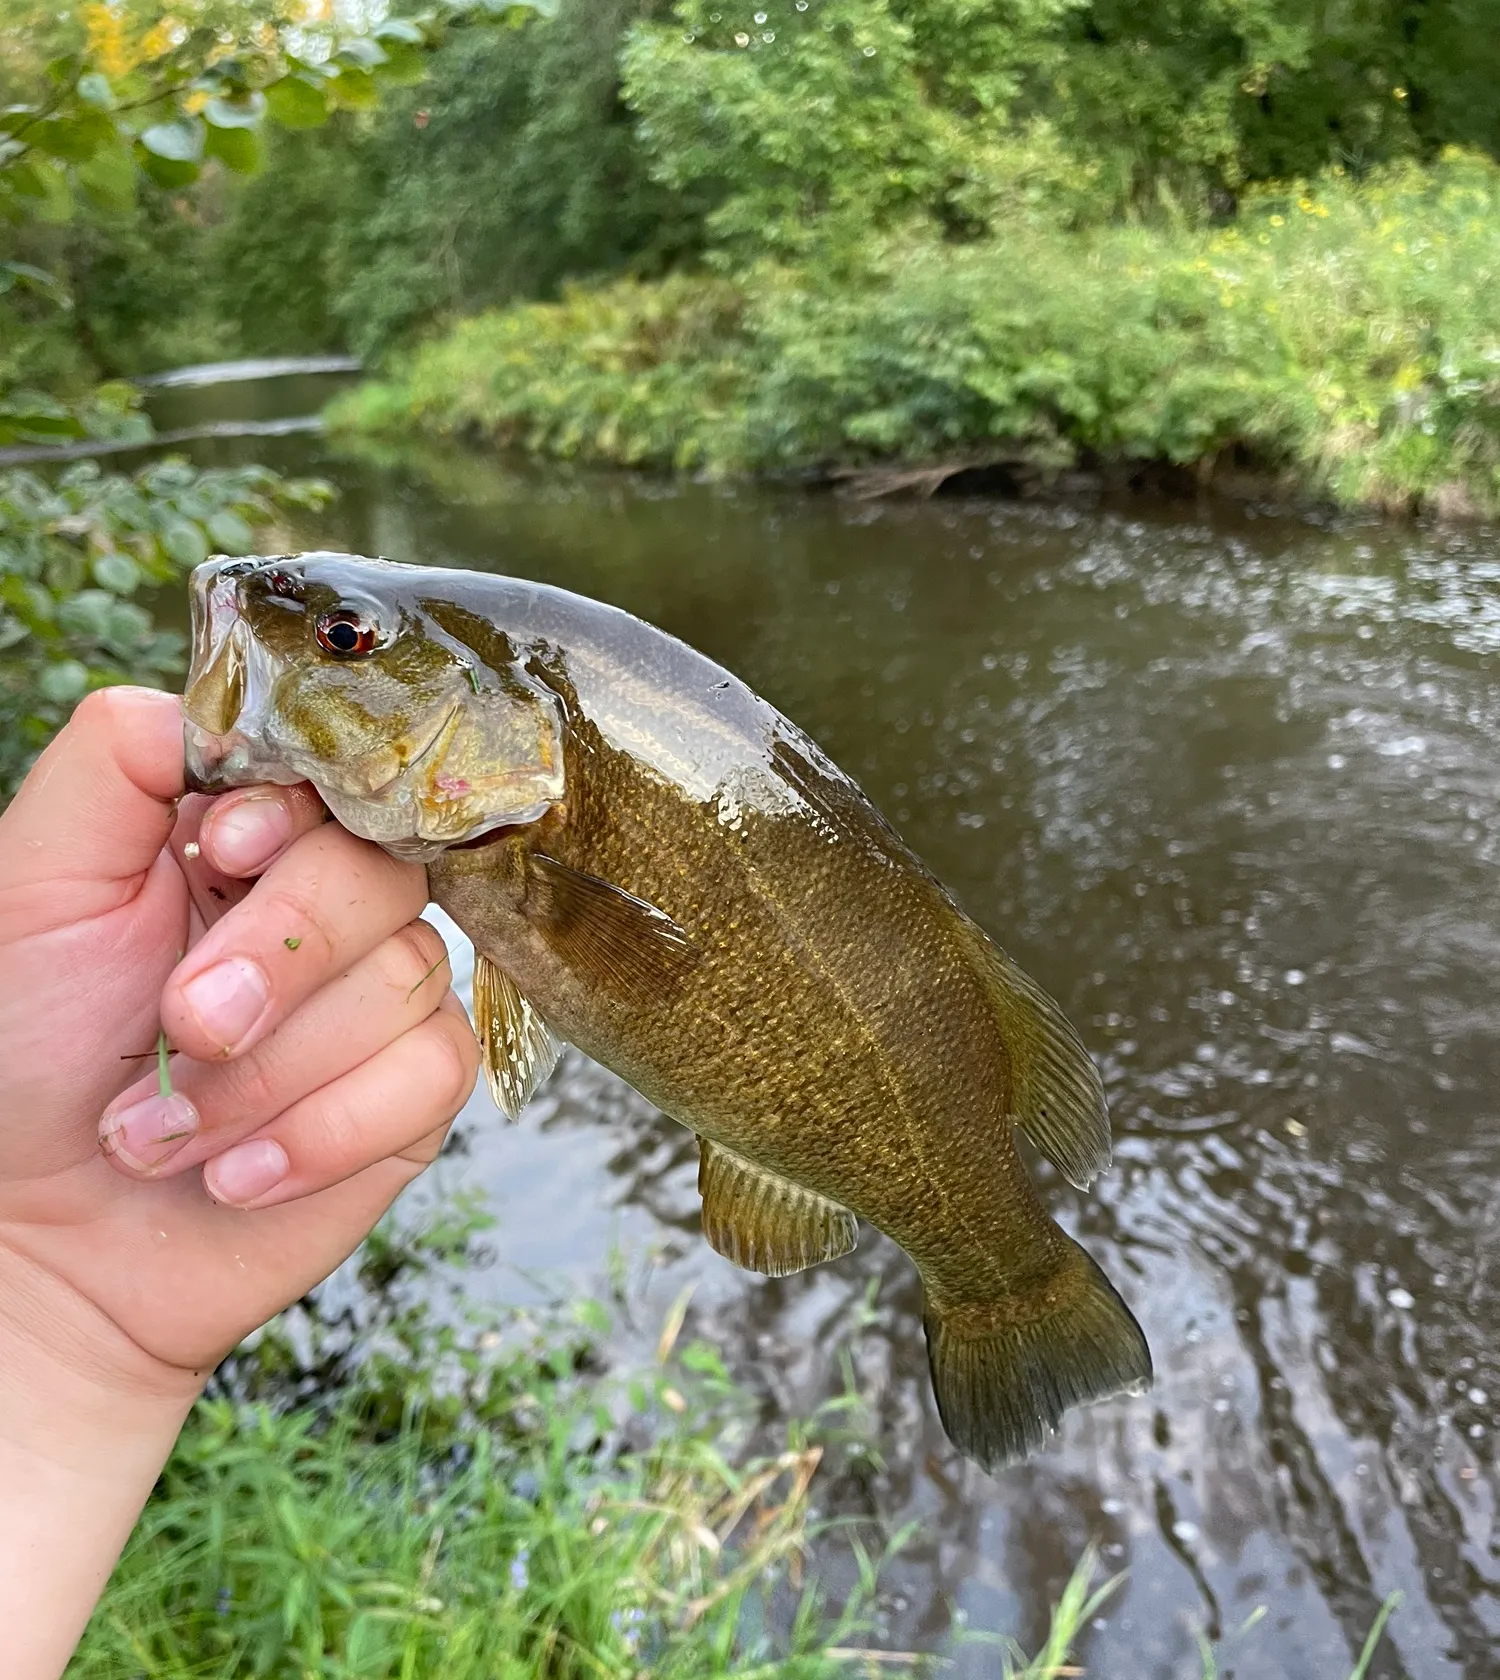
0,686,481,1680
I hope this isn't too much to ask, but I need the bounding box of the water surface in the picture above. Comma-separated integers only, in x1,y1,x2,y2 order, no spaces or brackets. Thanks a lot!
161,393,1500,1679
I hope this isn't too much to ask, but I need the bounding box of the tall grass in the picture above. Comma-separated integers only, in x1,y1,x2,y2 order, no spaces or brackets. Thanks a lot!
333,151,1500,516
71,1204,1404,1677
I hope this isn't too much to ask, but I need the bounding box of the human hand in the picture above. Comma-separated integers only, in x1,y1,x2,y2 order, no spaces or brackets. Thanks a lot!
0,687,478,1677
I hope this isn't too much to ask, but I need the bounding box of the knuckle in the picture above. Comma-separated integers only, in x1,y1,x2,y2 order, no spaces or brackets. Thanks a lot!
421,1012,479,1115
378,919,451,1001
259,880,341,964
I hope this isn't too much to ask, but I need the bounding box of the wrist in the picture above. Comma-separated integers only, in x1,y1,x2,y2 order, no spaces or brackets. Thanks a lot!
0,1241,200,1680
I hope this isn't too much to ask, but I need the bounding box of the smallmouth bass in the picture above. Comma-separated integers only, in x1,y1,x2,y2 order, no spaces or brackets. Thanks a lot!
182,552,1151,1470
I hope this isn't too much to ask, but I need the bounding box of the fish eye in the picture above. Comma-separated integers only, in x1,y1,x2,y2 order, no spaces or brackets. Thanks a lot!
315,607,380,658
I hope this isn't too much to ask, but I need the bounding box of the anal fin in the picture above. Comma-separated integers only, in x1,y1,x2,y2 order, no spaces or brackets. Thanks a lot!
698,1140,858,1277
474,952,563,1120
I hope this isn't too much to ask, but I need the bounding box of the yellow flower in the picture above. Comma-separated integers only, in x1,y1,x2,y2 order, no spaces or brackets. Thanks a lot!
82,2,134,78
1269,214,1285,226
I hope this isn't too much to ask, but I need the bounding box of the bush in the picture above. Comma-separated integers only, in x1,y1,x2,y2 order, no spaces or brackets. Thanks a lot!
0,457,331,799
335,150,1500,515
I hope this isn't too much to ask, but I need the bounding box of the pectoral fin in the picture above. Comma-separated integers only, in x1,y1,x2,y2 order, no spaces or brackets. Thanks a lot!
474,952,563,1120
524,853,699,1003
698,1140,858,1277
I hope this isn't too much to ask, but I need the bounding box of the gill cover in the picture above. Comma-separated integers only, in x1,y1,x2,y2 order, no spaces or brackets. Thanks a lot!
182,554,568,861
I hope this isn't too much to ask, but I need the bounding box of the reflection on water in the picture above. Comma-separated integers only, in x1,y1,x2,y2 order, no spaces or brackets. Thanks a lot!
170,410,1500,1678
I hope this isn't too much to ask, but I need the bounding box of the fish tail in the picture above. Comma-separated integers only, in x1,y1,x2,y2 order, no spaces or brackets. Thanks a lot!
923,1236,1151,1473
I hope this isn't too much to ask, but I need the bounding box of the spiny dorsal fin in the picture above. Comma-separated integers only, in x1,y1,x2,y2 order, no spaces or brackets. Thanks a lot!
698,1139,859,1277
524,852,699,1004
473,952,563,1120
970,934,1110,1190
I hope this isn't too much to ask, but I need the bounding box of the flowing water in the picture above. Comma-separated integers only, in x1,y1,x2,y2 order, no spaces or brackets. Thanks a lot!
144,373,1500,1678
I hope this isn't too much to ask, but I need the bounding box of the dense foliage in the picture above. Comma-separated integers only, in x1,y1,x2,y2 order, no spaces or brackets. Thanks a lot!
335,151,1500,513
0,458,329,798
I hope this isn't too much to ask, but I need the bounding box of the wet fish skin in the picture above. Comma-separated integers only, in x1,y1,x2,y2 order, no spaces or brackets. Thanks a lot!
182,552,1152,1471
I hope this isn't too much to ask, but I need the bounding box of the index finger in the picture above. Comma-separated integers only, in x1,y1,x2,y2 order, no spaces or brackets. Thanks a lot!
160,821,429,1061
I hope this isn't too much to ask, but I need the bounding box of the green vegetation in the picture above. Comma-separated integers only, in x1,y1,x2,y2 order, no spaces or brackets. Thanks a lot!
318,0,1500,515
0,457,330,798
335,149,1500,512
69,1204,909,1679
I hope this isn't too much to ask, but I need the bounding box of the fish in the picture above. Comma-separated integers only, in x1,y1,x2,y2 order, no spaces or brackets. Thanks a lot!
182,551,1151,1471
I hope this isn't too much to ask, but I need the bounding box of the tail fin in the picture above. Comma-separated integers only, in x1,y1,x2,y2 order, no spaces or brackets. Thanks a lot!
924,1239,1151,1473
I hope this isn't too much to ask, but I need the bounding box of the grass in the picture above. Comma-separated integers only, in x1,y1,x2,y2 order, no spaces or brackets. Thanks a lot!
331,149,1500,517
70,1201,910,1680
70,1200,1405,1678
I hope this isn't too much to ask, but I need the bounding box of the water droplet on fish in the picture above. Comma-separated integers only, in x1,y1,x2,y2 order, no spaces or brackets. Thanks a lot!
1100,1496,1123,1515
1470,1387,1488,1405
1328,753,1346,769
1172,1520,1200,1544
753,9,767,20
1284,968,1306,985
863,44,877,55
1387,1286,1415,1310
734,30,750,44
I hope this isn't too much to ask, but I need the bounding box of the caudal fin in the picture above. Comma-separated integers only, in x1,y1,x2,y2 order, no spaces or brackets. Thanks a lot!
924,1240,1151,1473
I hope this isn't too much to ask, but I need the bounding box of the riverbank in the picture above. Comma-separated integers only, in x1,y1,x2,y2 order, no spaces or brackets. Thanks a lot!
68,1206,912,1679
330,153,1500,519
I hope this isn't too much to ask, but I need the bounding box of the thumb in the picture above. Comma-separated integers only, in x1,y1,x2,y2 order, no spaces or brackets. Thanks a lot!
0,687,185,940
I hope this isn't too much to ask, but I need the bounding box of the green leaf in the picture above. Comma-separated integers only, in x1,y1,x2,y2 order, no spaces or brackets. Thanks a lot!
140,120,204,163
11,156,72,222
30,111,114,162
77,72,113,108
327,67,378,111
77,143,136,213
204,123,262,174
204,92,266,130
160,519,209,568
137,147,200,190
92,552,140,594
375,42,427,87
374,18,425,42
38,660,89,704
0,261,68,305
264,75,328,130
206,510,255,553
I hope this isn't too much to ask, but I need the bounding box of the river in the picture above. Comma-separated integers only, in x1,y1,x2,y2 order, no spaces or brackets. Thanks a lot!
138,368,1500,1679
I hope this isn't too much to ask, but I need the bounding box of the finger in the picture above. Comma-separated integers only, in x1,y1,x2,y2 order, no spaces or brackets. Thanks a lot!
201,994,477,1208
0,687,183,939
100,919,455,1176
198,783,327,878
170,794,252,929
160,822,429,1062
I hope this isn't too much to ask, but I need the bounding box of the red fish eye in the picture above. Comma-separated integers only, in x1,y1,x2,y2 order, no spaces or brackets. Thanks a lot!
315,609,378,657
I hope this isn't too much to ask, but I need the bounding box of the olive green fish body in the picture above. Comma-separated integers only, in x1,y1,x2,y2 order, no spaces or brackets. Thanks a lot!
183,554,1151,1471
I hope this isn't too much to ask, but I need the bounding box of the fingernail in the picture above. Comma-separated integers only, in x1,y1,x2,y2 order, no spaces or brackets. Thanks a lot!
181,958,269,1054
203,796,294,875
99,1094,200,1174
205,1138,289,1206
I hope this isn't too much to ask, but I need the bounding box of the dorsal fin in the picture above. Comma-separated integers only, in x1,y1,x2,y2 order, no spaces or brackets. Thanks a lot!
698,1139,859,1277
968,932,1110,1190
